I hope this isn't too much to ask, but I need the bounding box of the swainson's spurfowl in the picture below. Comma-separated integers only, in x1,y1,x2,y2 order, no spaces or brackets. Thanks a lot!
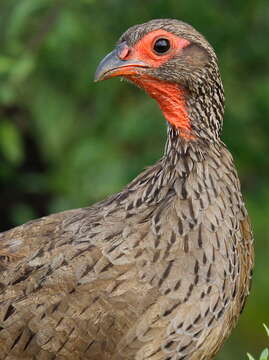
0,19,254,360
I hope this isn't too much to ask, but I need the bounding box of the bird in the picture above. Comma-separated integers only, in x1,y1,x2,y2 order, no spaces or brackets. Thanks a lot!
0,19,254,360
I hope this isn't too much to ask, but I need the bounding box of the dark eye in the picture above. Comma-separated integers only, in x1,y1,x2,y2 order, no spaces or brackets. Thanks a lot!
153,38,170,54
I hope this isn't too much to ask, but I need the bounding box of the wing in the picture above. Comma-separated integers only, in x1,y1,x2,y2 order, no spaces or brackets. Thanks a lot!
0,163,164,359
0,198,160,360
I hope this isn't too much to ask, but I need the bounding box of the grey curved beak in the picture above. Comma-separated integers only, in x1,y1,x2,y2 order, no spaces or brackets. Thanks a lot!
94,43,148,82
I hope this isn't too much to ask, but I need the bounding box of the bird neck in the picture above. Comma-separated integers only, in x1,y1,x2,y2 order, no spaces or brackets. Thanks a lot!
184,65,225,143
164,125,204,165
130,70,225,143
162,123,224,179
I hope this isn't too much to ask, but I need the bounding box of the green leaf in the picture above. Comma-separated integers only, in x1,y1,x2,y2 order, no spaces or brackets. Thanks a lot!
247,353,256,360
260,349,269,360
263,324,269,337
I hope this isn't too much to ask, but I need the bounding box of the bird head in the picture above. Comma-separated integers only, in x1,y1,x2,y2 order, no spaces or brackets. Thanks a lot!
95,19,224,142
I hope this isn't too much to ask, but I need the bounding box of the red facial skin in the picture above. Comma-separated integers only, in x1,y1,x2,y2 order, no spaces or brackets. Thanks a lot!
129,75,193,139
109,29,194,140
122,29,190,68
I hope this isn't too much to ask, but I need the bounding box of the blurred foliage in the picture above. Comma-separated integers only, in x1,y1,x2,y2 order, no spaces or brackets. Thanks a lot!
247,325,269,360
0,0,268,358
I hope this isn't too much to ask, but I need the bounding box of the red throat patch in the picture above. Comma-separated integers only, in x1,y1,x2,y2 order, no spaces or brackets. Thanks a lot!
119,29,193,139
128,75,194,140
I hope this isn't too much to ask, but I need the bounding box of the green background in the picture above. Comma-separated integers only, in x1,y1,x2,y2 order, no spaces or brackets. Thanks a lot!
0,0,268,358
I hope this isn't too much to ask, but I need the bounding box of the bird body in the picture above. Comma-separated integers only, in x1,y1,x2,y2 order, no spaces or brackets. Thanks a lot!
0,19,253,360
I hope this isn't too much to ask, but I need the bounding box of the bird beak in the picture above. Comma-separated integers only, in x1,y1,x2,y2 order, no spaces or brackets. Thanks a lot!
94,42,149,82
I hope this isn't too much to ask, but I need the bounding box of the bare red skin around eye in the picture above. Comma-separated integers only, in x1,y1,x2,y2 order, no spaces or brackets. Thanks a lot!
124,29,190,67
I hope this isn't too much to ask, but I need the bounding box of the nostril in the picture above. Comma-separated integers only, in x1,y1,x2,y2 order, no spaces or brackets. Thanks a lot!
117,42,130,60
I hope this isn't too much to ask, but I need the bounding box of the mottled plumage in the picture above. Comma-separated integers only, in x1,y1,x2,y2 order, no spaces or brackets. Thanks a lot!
0,19,253,360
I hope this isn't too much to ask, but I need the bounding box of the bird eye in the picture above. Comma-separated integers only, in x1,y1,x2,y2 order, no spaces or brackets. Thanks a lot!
153,38,170,54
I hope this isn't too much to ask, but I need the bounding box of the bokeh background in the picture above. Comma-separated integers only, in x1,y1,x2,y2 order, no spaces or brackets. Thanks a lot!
0,0,268,358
